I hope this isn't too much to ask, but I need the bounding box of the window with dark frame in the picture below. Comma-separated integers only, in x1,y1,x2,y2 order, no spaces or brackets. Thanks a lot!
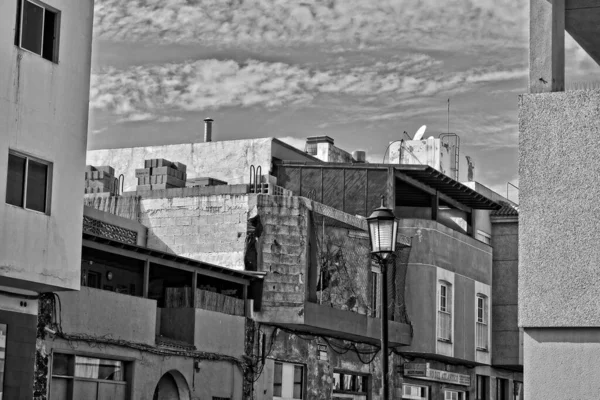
438,281,452,342
14,0,60,63
273,361,304,399
273,361,283,397
476,294,488,350
333,371,368,395
477,375,489,400
6,151,51,214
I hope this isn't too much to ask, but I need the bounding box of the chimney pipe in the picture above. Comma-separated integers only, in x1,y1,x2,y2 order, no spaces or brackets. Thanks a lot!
204,118,214,142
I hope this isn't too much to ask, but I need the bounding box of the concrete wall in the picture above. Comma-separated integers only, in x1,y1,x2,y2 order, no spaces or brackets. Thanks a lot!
139,193,250,269
58,287,157,345
86,138,318,192
491,218,520,367
0,0,94,292
45,340,244,400
84,205,148,246
194,309,246,357
519,90,600,327
523,329,600,400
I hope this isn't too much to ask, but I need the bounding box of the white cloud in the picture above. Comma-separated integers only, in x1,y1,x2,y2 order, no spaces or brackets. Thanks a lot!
93,0,528,50
90,57,528,118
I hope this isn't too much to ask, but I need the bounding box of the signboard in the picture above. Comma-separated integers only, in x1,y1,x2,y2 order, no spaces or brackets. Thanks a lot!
403,363,471,386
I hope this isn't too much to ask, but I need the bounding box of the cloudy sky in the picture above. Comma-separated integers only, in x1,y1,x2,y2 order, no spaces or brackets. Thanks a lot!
88,0,600,199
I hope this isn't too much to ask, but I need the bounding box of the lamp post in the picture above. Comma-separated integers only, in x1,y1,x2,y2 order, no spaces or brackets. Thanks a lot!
366,198,399,400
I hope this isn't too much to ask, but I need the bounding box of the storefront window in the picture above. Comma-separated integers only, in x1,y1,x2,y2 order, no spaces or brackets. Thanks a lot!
402,383,428,399
445,390,466,400
0,324,6,400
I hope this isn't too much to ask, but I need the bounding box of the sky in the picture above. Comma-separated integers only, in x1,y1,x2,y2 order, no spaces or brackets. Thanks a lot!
87,0,600,201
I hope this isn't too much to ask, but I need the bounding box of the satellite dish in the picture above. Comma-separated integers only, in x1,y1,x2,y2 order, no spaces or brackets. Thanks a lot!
413,125,427,141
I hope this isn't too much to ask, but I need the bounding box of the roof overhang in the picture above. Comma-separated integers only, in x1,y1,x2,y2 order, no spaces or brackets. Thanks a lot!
396,165,501,210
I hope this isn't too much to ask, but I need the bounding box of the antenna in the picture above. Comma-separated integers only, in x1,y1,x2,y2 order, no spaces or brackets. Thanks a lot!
413,125,427,141
447,98,450,133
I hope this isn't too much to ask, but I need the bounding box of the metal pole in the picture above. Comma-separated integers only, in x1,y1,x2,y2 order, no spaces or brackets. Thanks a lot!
380,256,389,400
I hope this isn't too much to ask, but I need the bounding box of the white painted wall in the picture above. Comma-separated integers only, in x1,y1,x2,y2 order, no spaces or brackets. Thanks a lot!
0,0,94,291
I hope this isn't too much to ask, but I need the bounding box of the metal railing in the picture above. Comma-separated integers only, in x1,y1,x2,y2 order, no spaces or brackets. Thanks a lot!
476,321,488,350
437,310,452,341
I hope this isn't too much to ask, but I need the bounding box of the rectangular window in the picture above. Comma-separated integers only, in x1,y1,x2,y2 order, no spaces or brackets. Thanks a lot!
514,381,523,400
476,295,488,350
273,361,304,399
444,390,465,400
403,383,429,399
0,324,7,400
51,354,128,400
5,151,51,213
333,371,368,397
305,142,317,155
438,282,452,342
476,230,491,245
477,375,489,400
496,378,509,400
15,0,60,62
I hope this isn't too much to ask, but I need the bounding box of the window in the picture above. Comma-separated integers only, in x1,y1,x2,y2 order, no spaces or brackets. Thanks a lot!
476,230,491,245
444,390,466,400
0,324,7,400
6,151,51,213
51,354,128,400
438,282,452,342
513,381,523,400
305,142,317,155
497,378,509,400
403,384,428,399
476,295,488,350
477,375,489,400
333,371,368,397
273,361,304,399
14,0,60,62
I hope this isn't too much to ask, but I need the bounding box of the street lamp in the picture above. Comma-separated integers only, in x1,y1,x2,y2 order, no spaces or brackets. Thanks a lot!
366,197,399,400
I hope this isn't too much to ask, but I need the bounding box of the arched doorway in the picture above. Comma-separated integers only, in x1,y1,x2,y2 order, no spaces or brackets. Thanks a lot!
153,370,191,400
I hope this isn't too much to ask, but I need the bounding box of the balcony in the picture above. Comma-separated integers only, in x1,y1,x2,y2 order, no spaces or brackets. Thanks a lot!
57,287,158,345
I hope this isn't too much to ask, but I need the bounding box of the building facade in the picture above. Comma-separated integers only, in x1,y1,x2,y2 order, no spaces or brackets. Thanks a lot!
80,133,523,400
0,0,94,398
520,1,600,398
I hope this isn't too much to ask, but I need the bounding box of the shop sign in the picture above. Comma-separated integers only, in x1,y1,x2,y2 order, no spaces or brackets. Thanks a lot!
403,363,470,386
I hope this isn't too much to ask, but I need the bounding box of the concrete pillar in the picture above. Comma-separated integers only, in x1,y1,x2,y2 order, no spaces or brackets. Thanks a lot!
204,118,214,142
529,0,565,93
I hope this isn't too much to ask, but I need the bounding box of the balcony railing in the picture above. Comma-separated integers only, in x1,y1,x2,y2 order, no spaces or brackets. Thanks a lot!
476,321,488,350
165,287,245,316
437,310,452,341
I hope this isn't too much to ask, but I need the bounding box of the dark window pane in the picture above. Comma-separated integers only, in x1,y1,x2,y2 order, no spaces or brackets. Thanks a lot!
6,153,26,207
26,159,48,212
14,0,22,46
21,0,44,55
273,362,282,397
42,9,56,61
52,353,71,376
293,383,302,399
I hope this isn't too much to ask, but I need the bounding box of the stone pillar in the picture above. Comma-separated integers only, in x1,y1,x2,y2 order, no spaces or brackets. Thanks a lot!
529,0,565,93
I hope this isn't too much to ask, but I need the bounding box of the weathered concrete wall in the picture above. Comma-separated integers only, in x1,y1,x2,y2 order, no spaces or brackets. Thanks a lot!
44,339,244,400
58,287,157,345
255,195,309,312
138,193,251,269
491,219,520,367
0,0,94,292
519,90,600,327
84,205,148,246
316,142,355,163
523,328,600,400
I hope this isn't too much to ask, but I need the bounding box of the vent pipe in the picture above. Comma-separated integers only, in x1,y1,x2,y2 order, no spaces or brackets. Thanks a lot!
352,150,366,163
204,118,214,142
